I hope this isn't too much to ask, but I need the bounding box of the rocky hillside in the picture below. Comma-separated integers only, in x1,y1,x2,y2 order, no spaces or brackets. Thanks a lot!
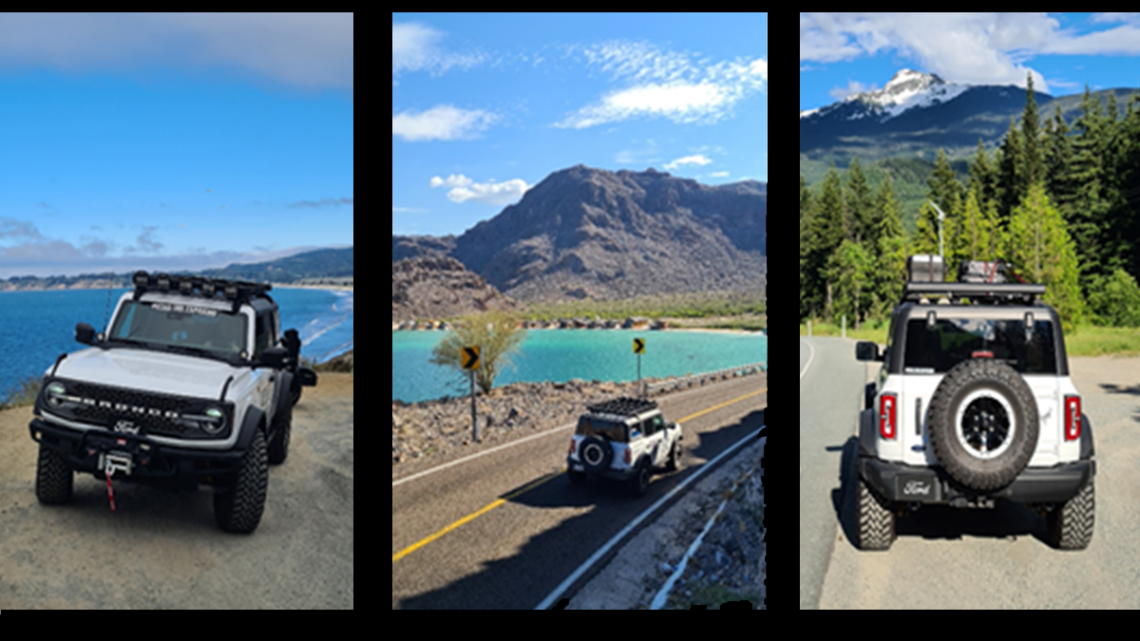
392,256,517,322
394,165,766,302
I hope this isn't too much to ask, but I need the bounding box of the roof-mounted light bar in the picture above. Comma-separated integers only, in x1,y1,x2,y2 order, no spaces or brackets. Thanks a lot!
131,270,272,311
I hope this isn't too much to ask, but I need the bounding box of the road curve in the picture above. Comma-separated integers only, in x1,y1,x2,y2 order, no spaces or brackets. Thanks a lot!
393,373,765,609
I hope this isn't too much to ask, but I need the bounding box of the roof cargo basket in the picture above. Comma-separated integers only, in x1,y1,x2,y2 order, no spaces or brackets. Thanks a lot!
908,255,945,283
586,397,658,417
902,282,1046,305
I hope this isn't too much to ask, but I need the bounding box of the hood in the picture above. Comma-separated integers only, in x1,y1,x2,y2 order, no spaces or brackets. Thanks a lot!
49,346,245,400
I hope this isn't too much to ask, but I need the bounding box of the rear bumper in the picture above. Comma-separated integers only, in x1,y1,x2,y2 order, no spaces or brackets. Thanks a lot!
858,456,1096,505
30,417,244,491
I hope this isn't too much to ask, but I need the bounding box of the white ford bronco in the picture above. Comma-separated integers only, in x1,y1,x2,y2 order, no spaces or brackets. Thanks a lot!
854,256,1095,550
28,271,317,533
567,397,683,496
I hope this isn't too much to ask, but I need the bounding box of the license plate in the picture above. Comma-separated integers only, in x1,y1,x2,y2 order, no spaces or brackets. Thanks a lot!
572,464,584,472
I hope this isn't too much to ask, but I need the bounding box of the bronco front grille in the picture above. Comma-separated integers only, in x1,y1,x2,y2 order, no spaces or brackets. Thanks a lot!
56,380,204,437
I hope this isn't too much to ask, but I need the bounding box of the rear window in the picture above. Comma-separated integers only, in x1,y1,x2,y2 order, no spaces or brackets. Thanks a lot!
903,318,1057,374
576,416,628,442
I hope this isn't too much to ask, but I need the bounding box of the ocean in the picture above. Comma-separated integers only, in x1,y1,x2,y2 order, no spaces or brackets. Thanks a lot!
0,287,352,404
393,328,766,403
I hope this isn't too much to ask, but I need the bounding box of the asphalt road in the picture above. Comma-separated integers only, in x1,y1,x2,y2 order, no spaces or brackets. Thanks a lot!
801,337,1140,609
392,373,766,609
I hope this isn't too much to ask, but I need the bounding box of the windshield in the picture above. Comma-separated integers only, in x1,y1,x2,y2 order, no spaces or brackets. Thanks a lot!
903,318,1057,374
109,300,248,358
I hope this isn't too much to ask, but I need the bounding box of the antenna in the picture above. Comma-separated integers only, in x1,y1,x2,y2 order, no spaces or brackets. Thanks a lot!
103,269,115,333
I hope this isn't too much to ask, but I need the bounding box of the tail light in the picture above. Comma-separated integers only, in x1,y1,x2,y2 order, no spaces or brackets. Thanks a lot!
624,449,631,465
1064,395,1081,441
880,393,897,439
568,440,576,455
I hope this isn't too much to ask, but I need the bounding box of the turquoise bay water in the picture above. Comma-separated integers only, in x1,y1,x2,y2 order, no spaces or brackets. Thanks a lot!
392,329,766,403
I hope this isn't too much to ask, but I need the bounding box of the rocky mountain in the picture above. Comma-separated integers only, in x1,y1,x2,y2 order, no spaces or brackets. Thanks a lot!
394,165,766,302
800,69,1052,160
392,256,518,322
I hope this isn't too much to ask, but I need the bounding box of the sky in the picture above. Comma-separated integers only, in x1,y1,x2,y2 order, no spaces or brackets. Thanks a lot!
392,12,768,238
0,13,354,279
801,12,1140,113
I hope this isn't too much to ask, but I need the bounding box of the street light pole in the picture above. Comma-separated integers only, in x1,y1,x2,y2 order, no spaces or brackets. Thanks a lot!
929,201,946,259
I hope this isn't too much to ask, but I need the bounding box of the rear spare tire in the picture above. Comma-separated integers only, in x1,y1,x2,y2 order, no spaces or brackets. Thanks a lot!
927,358,1037,491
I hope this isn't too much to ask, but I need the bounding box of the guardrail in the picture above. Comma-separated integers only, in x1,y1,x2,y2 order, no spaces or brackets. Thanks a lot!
644,361,766,397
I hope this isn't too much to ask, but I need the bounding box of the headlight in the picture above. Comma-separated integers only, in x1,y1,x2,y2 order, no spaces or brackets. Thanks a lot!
47,382,66,395
200,407,226,434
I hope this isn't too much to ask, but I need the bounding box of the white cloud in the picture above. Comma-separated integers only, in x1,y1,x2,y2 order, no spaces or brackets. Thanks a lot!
793,13,1140,92
664,155,713,170
556,41,766,128
429,174,530,206
392,22,484,78
0,13,353,91
393,105,495,141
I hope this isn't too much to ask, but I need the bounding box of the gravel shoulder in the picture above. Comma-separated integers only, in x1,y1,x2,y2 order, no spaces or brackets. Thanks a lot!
0,372,354,609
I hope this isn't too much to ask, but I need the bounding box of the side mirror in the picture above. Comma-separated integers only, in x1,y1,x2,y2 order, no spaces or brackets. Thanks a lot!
75,322,96,346
258,346,289,368
856,341,881,362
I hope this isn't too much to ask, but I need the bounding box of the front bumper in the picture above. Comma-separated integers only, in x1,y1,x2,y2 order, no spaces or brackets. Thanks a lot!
30,417,244,491
858,456,1096,505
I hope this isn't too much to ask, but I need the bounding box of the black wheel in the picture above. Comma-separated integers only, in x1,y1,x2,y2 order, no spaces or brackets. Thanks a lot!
268,403,292,465
35,443,73,504
927,359,1037,491
628,461,650,496
665,441,681,472
856,475,895,550
214,428,268,533
578,436,613,472
1047,481,1095,550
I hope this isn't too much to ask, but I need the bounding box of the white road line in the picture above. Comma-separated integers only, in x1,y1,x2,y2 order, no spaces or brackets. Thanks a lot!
534,430,765,610
392,377,763,488
800,338,815,380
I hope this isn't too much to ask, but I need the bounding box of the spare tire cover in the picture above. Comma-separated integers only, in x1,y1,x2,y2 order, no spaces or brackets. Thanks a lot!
579,436,613,472
927,358,1038,490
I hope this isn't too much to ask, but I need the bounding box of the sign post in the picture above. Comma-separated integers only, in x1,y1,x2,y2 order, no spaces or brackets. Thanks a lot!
633,337,645,398
462,346,481,442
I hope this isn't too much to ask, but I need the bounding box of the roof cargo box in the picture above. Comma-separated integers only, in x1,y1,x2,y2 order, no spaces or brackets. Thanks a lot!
908,254,945,283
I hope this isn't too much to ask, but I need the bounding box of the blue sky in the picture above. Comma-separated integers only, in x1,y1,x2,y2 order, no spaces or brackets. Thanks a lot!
392,12,768,238
801,12,1140,112
0,13,353,279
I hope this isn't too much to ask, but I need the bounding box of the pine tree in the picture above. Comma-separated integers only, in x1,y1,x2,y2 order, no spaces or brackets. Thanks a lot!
1006,182,1085,332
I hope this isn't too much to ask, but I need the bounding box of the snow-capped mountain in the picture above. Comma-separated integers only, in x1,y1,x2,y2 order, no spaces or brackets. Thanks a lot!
800,69,1050,160
802,69,969,124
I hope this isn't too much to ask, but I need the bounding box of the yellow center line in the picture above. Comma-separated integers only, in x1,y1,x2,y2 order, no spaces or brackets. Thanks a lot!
392,386,767,563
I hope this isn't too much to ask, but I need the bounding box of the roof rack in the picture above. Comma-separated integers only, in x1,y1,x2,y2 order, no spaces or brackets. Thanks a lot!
586,397,658,417
902,282,1046,305
131,270,273,313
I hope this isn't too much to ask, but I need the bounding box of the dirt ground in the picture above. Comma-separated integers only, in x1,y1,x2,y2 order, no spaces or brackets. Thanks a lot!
0,372,354,609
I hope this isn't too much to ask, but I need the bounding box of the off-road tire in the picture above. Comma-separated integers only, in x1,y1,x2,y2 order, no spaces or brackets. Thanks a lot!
214,428,268,533
665,440,681,472
1047,481,1095,550
35,443,73,504
628,460,650,497
856,474,895,550
268,404,292,465
927,359,1037,491
578,436,613,473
